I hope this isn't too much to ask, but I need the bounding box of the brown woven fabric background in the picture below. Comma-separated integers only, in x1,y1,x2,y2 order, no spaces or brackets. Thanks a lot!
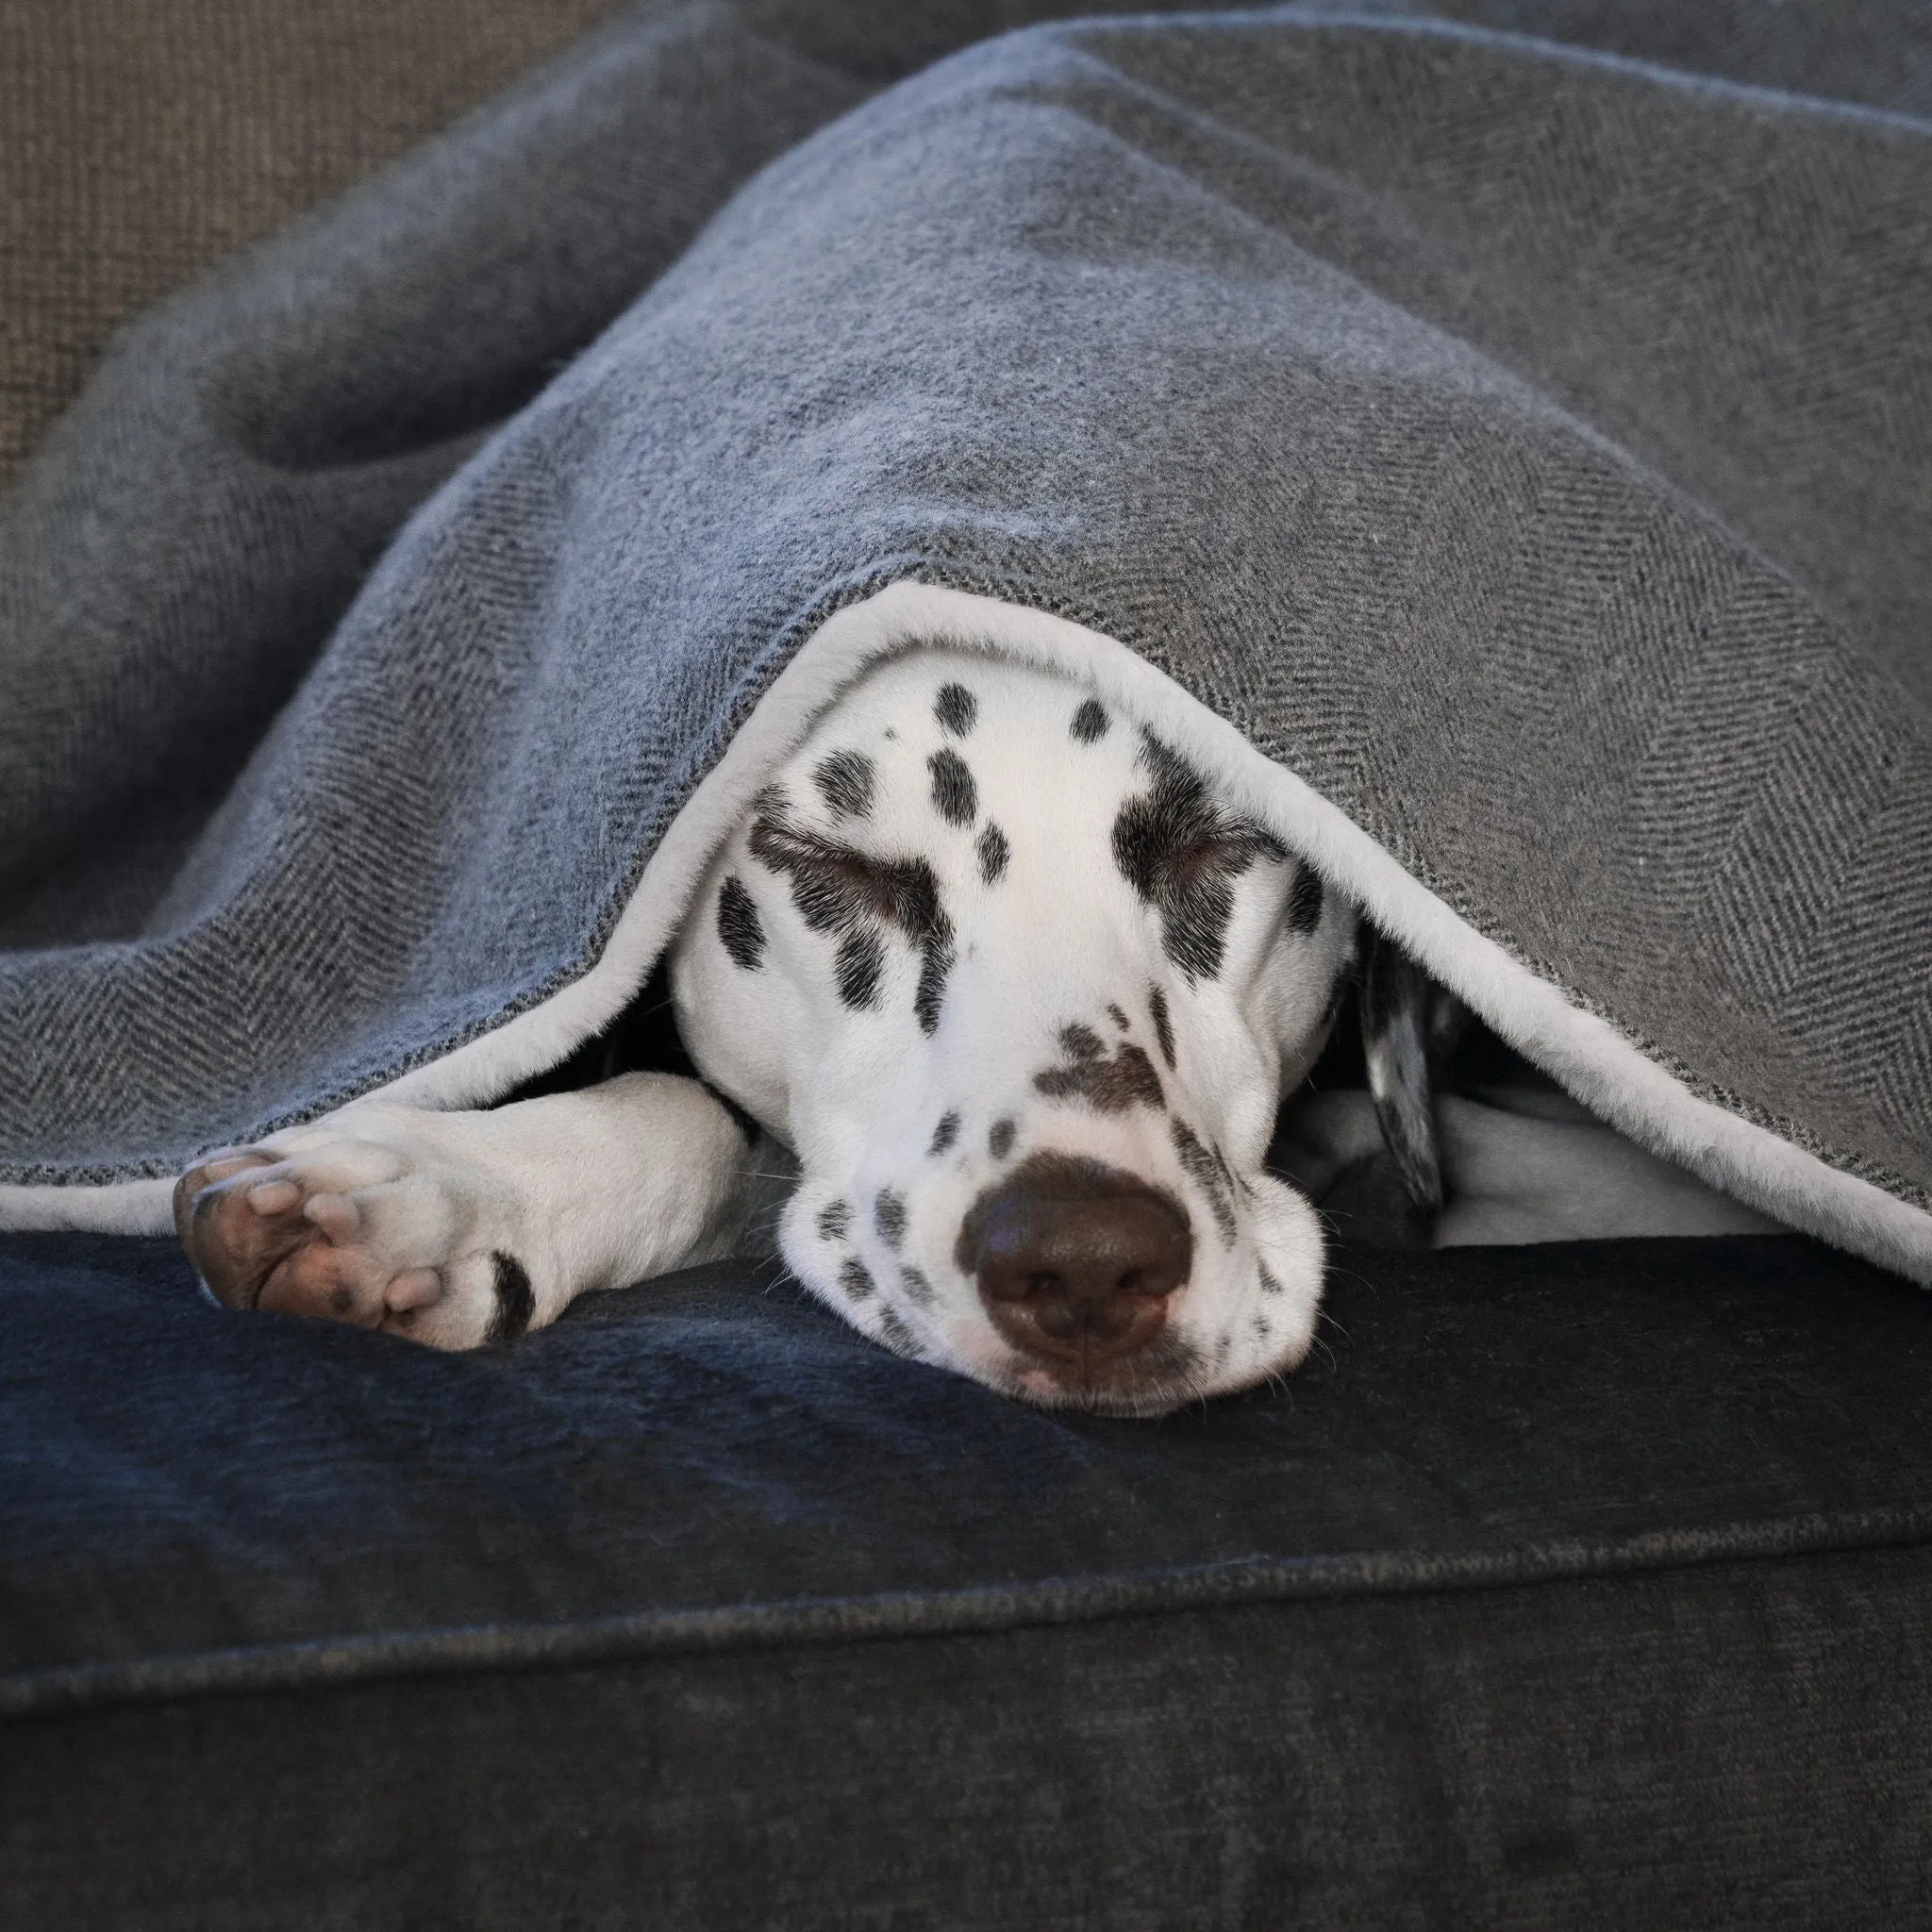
0,0,622,495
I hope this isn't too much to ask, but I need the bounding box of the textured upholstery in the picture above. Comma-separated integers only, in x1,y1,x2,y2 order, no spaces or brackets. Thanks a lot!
6,1230,1932,1924
0,0,623,493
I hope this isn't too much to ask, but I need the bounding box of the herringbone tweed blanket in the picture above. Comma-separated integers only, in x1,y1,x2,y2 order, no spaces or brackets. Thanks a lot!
2,0,1927,1283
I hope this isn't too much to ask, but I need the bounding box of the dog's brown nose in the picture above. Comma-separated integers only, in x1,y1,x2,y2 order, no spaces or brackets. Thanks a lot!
958,1154,1191,1368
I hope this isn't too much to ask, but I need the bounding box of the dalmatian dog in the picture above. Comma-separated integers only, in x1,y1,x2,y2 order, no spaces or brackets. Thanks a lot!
173,645,1774,1414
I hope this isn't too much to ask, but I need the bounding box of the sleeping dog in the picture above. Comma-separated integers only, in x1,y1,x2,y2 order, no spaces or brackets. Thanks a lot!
174,646,1771,1413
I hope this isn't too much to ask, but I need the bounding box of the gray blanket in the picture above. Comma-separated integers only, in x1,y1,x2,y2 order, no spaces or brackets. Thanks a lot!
3,0,1929,1284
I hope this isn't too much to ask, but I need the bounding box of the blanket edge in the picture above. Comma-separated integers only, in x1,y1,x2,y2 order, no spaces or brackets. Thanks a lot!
7,580,1928,1290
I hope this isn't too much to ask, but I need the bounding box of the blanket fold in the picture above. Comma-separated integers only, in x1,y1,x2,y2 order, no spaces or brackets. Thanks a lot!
2,0,1928,1285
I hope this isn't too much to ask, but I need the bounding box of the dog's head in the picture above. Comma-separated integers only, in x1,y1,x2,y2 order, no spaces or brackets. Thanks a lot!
675,647,1374,1414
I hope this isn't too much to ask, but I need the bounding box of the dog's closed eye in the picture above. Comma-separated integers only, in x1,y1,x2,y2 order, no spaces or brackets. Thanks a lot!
748,806,957,1031
749,810,943,941
1112,734,1287,981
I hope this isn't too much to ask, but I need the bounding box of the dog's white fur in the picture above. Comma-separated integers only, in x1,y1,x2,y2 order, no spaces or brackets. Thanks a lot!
675,648,1353,1407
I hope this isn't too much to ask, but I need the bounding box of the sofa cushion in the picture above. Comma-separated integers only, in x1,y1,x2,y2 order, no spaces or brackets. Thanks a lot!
5,1229,1930,1923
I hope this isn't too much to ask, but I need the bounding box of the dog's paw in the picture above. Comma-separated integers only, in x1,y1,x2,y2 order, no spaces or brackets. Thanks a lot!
173,1117,531,1348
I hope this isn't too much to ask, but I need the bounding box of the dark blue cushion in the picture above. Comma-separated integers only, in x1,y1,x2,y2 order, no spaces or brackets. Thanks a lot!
6,1232,1930,1924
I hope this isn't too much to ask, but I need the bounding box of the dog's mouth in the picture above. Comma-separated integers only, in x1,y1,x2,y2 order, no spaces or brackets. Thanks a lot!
989,1325,1211,1416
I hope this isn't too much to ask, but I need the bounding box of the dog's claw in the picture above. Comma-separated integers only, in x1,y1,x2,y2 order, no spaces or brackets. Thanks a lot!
302,1191,359,1240
385,1268,443,1312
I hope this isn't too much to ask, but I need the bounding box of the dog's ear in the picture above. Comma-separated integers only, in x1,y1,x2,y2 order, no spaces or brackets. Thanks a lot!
1358,930,1467,1211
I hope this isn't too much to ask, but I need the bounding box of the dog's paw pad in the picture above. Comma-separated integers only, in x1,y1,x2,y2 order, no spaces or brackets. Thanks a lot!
251,1220,399,1330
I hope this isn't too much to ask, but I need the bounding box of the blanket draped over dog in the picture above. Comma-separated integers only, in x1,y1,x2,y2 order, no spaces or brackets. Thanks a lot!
2,0,1929,1280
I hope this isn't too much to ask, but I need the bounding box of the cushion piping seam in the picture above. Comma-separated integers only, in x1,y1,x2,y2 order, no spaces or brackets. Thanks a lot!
5,1504,1928,1721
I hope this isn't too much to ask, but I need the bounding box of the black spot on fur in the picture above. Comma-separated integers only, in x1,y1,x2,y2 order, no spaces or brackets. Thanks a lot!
1112,734,1288,982
989,1117,1016,1160
1257,1262,1284,1297
716,875,765,971
840,1257,875,1302
900,1265,936,1307
1108,1004,1130,1031
485,1252,534,1344
1149,985,1175,1069
1061,1023,1105,1062
874,1188,907,1251
749,801,955,1033
1171,1119,1239,1245
813,748,875,819
1071,698,1109,743
1252,1313,1272,1341
1287,862,1324,935
1035,1026,1165,1114
935,683,977,737
928,747,977,826
976,823,1009,884
817,1198,851,1242
915,943,951,1034
837,929,885,1008
929,1111,960,1156
875,1306,921,1357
